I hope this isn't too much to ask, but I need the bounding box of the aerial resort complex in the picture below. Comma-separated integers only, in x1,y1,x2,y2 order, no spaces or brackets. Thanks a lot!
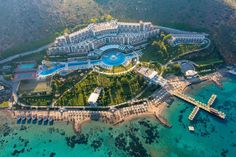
0,19,226,133
37,20,159,78
2,0,236,155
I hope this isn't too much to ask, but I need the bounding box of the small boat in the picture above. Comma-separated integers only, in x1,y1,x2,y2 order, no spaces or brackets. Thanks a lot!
188,126,195,132
229,70,236,75
228,68,236,75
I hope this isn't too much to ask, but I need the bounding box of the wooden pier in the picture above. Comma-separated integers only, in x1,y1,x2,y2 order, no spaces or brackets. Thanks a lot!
188,106,199,120
207,94,217,107
171,92,225,120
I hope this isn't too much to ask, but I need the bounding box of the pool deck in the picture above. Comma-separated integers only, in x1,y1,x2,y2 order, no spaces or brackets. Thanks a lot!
37,51,141,78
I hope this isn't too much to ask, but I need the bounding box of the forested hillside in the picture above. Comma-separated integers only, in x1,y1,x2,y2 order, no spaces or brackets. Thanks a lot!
0,0,102,57
1,0,236,63
97,0,236,63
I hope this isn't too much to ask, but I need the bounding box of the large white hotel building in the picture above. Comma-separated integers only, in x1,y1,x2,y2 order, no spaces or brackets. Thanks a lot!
48,20,160,55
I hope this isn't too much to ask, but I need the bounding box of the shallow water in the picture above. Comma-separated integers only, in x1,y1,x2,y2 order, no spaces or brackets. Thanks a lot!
1,75,236,157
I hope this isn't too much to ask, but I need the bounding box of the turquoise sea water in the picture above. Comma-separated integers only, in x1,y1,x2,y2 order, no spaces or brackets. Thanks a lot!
1,75,236,157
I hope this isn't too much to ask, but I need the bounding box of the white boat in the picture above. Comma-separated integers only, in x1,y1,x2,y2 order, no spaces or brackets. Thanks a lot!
228,69,236,75
188,126,195,131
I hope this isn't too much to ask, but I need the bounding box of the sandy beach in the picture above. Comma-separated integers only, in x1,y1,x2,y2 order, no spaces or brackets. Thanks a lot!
2,99,169,133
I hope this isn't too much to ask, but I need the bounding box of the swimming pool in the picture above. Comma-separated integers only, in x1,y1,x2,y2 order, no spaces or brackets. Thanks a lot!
17,63,35,70
39,64,65,76
37,50,140,78
101,51,126,67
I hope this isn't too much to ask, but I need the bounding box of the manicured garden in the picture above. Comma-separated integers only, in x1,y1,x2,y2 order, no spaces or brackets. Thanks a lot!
139,84,161,99
18,95,53,106
51,70,90,96
56,72,149,106
140,34,205,64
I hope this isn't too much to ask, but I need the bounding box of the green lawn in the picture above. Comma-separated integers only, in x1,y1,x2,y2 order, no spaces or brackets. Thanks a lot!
0,102,9,108
52,70,89,95
139,84,160,99
190,49,224,66
56,72,148,106
97,62,135,74
196,58,224,66
140,38,203,64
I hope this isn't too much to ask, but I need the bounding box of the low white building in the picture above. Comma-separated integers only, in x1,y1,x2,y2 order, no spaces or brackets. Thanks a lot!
136,67,158,80
185,70,198,79
136,67,167,87
0,85,4,91
88,87,102,105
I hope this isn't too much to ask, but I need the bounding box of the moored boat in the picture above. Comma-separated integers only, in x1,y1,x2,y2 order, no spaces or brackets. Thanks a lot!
228,68,236,75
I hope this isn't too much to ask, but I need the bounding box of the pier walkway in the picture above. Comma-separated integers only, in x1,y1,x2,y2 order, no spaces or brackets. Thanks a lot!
171,92,225,120
207,94,217,107
188,106,200,120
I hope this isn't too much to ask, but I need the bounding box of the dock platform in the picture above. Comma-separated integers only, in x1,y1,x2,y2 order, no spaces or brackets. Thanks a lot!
171,92,225,120
188,106,200,120
207,94,217,107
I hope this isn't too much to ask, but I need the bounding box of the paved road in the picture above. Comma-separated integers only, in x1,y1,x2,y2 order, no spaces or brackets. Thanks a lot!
0,43,53,64
157,26,209,36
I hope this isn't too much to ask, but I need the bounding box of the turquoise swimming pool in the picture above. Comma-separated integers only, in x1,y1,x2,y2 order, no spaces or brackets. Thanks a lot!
39,64,65,76
101,51,126,66
17,63,35,70
37,51,139,78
